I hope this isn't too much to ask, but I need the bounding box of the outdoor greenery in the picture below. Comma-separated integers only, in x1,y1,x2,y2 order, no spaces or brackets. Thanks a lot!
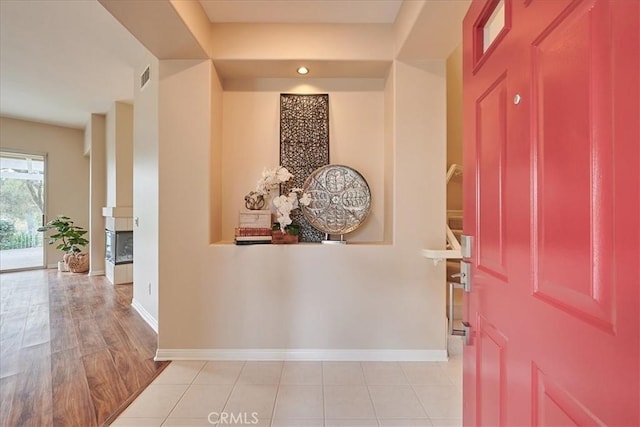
0,177,44,251
0,219,16,243
0,179,43,226
0,232,42,250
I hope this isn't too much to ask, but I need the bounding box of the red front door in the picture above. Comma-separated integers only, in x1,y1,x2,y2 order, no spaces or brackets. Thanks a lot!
462,0,639,425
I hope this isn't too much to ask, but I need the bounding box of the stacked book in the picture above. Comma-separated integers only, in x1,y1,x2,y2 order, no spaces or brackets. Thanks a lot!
235,209,272,245
234,227,272,245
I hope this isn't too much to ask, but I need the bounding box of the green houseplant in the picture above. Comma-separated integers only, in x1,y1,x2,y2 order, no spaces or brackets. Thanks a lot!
38,215,89,272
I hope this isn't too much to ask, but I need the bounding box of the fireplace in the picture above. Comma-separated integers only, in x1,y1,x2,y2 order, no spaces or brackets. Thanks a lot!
105,230,133,265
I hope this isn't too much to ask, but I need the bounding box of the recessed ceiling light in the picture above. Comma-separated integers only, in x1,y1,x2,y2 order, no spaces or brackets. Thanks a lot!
297,66,309,75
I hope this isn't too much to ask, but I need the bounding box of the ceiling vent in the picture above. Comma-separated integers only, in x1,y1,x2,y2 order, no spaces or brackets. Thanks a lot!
140,65,150,90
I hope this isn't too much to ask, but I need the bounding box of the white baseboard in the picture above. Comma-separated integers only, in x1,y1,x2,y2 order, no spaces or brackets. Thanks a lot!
88,270,105,276
131,298,158,333
47,263,58,269
155,348,448,362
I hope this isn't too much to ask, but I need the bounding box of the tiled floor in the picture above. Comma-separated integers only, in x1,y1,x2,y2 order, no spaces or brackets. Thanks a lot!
111,356,462,427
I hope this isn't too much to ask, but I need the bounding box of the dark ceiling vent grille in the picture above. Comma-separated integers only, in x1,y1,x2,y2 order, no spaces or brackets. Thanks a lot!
140,65,150,90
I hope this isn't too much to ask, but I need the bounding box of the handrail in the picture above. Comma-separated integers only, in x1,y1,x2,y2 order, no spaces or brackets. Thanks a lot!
446,163,463,184
446,225,461,251
446,164,462,252
423,164,464,264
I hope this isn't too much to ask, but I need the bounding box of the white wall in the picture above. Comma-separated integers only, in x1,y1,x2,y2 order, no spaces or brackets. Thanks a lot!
153,59,448,359
0,117,89,267
220,79,386,243
132,53,160,325
84,114,106,275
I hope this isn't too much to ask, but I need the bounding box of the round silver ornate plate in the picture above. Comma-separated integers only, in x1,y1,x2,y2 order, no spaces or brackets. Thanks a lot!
301,164,371,235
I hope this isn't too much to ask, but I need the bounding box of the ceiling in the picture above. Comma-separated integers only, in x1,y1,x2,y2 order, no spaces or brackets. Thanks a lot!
0,0,403,130
0,0,149,130
200,0,402,24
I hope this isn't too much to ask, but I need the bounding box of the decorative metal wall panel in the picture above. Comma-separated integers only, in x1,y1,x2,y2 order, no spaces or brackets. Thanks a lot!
280,94,329,242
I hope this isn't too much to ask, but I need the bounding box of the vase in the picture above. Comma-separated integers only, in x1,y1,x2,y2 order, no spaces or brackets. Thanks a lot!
244,191,266,210
57,261,69,272
62,253,89,273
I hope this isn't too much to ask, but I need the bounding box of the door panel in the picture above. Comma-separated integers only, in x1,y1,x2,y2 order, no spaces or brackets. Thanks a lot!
477,73,508,281
531,0,615,331
532,364,607,426
463,0,639,425
477,315,508,427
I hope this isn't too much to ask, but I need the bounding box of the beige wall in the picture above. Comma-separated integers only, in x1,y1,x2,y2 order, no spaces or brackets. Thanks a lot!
105,101,134,208
84,114,106,274
383,66,395,243
0,117,89,267
169,0,214,57
209,62,224,243
132,53,160,324
152,59,448,358
446,44,463,211
113,2,460,359
211,24,393,61
220,79,386,243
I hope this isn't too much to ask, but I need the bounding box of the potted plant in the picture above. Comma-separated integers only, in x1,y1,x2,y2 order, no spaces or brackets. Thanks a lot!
253,166,311,233
38,215,89,273
272,222,300,244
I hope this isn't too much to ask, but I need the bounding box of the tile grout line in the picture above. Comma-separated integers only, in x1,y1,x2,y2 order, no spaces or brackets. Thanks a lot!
361,361,384,427
399,361,436,423
321,361,327,424
221,360,247,420
114,359,464,426
158,360,209,425
268,361,284,426
320,362,325,426
410,382,435,424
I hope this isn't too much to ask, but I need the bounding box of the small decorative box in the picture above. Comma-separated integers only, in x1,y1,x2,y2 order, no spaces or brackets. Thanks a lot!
272,230,299,244
239,210,272,229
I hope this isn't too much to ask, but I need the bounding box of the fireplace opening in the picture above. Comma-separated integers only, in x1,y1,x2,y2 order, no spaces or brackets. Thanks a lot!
105,230,133,265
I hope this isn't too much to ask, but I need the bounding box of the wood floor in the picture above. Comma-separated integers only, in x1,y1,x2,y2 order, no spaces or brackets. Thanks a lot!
0,269,168,426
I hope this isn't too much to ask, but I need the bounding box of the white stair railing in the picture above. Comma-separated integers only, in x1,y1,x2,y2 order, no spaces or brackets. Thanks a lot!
422,164,463,264
446,225,461,251
446,163,463,184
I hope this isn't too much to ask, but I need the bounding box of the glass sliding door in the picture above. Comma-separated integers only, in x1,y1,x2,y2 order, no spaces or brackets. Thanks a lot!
0,151,45,271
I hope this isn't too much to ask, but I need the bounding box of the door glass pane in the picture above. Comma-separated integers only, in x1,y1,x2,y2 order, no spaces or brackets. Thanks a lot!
0,152,45,271
483,0,506,53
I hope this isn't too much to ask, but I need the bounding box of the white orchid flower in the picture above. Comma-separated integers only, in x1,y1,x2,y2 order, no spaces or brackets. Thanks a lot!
272,195,286,208
277,212,292,231
299,192,312,206
276,167,293,183
248,166,313,233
